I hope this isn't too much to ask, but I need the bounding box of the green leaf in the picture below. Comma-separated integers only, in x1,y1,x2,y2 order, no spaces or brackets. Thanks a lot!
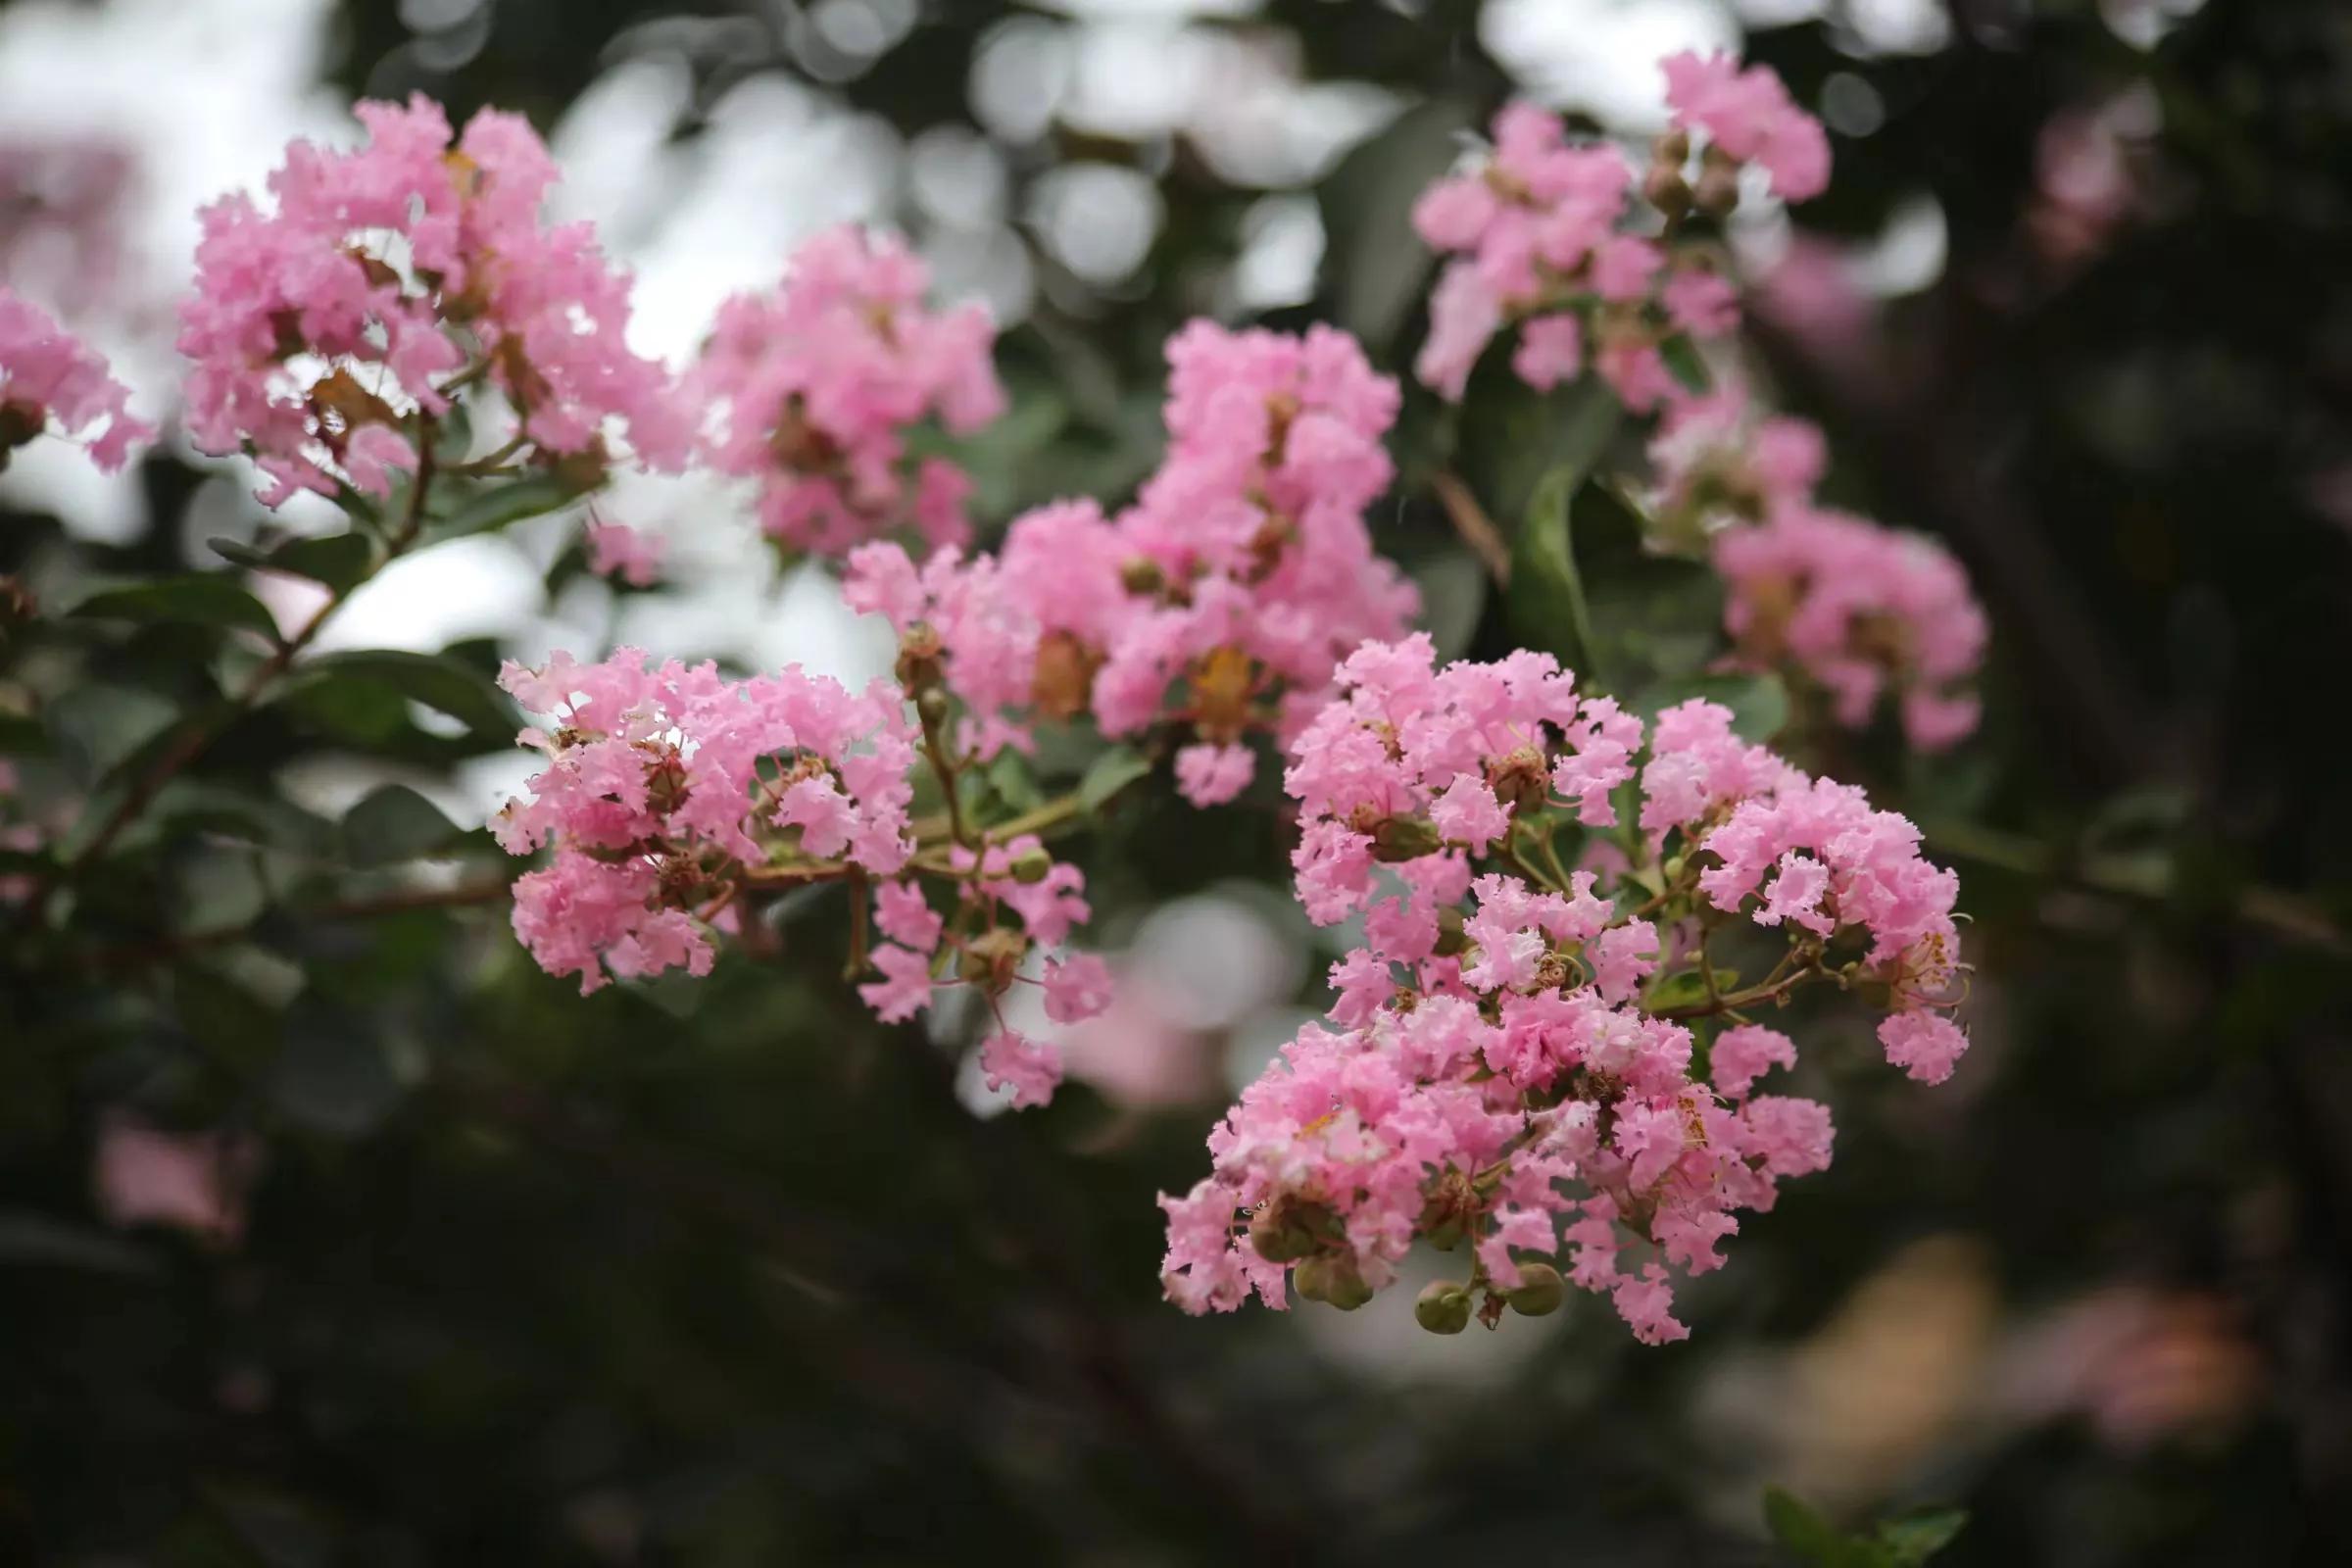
341,784,463,867
1661,334,1712,397
271,1000,404,1137
209,531,374,593
1509,465,1598,675
1877,1509,1969,1565
284,651,514,741
1317,98,1476,351
1764,1487,1856,1568
1078,745,1153,815
1633,672,1791,745
425,471,582,544
42,683,180,786
1463,371,1622,541
984,751,1046,815
0,711,49,756
72,575,279,642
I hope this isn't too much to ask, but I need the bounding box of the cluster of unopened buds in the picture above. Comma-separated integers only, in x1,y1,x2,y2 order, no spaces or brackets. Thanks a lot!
1158,636,1968,1342
3,48,1988,1348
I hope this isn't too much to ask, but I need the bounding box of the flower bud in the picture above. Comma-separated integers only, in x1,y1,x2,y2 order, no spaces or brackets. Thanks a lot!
1295,1253,1373,1311
1371,813,1445,863
956,926,1028,995
1250,1196,1335,1264
1118,557,1165,597
896,622,946,694
914,686,953,732
1008,846,1054,885
1642,166,1693,220
1693,150,1742,217
1415,1280,1473,1335
1504,1261,1566,1317
1486,744,1550,815
1433,906,1469,959
1653,127,1691,168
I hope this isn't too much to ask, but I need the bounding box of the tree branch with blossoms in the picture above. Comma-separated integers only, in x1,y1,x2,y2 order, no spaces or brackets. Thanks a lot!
1,52,1995,1363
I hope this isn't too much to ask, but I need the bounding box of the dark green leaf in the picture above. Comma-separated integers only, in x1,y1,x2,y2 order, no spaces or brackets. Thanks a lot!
1508,465,1598,675
209,531,374,592
1877,1509,1969,1565
1632,672,1790,744
1078,745,1153,815
0,711,49,756
73,575,278,642
1764,1487,1856,1568
271,1000,404,1137
0,1211,157,1276
42,683,180,786
1318,98,1476,351
1661,334,1712,396
425,471,582,543
1462,371,1622,540
342,783,463,867
285,651,514,740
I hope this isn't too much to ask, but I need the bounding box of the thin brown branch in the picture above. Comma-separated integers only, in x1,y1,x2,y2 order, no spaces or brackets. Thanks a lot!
1432,469,1512,587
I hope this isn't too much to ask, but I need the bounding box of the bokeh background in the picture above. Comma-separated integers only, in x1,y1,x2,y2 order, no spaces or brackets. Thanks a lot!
5,0,2351,1562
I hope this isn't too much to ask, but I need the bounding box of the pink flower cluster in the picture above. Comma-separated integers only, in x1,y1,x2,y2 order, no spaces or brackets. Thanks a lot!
845,321,1416,804
0,284,150,471
1652,390,1987,751
858,849,1114,1109
493,647,916,996
693,226,1004,555
1158,636,1967,1342
1659,51,1833,204
177,95,688,508
1411,54,1829,406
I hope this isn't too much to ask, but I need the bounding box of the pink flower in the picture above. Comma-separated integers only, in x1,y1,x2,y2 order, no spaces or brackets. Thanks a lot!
95,1116,259,1245
1043,953,1115,1025
980,1029,1063,1109
693,225,1003,556
1174,742,1253,807
1163,637,1969,1344
1710,1023,1796,1100
1879,1009,1970,1085
494,648,917,992
859,943,935,1023
0,285,152,471
177,96,683,508
586,520,662,587
1660,51,1833,203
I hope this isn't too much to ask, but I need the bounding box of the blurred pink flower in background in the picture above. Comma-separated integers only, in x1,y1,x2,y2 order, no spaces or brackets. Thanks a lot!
94,1115,261,1246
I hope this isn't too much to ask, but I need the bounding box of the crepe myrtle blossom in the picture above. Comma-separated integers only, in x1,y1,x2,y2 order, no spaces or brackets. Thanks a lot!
1158,636,1967,1343
844,320,1416,794
0,285,151,471
1650,388,1988,752
1412,51,1830,406
493,646,1115,1106
176,95,689,509
693,225,1004,556
493,647,917,997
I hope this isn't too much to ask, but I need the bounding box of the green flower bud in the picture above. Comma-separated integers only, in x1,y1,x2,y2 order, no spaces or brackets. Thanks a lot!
1009,846,1054,886
1433,906,1468,959
1249,1197,1334,1264
1415,1280,1472,1335
1119,557,1165,597
1295,1253,1372,1311
1371,813,1445,863
1504,1261,1566,1317
914,686,952,732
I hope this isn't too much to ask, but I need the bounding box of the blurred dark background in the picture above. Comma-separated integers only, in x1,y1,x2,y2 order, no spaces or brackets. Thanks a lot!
4,0,2352,1562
